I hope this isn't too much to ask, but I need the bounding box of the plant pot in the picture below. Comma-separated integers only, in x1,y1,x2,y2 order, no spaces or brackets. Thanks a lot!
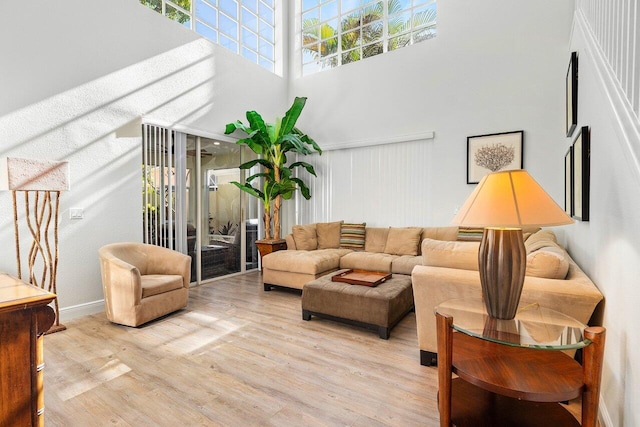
255,238,287,271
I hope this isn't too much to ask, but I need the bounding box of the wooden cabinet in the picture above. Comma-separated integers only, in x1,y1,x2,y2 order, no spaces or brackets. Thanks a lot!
0,273,56,427
435,299,606,427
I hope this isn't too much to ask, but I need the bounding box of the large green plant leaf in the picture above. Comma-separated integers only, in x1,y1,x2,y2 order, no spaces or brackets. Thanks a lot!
290,177,311,199
238,158,273,170
245,172,271,183
230,181,263,200
295,129,323,154
279,97,307,137
289,161,317,177
279,134,312,155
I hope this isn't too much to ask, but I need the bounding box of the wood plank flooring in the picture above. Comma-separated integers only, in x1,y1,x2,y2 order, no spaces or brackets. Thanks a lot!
42,271,583,426
43,272,440,426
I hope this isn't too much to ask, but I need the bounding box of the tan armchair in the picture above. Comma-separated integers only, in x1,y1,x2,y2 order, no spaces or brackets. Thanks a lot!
98,242,191,327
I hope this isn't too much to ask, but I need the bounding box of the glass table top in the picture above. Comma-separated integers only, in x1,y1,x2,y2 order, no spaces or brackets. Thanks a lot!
435,299,590,350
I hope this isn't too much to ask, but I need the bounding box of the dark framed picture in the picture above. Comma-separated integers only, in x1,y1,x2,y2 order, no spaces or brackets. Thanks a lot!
564,146,573,216
572,126,590,221
467,130,524,184
566,52,578,137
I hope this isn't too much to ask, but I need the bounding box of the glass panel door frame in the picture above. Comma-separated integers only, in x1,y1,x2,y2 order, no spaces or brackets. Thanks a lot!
142,122,258,286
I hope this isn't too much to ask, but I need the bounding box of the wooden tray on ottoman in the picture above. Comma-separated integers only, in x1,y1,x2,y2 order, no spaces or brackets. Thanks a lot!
331,269,392,287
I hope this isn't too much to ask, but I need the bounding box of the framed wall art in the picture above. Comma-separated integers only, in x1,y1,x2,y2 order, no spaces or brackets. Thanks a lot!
566,52,578,137
564,146,573,216
572,126,590,221
466,130,524,184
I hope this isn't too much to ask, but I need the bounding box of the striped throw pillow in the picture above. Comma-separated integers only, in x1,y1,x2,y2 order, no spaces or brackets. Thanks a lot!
340,222,366,250
457,227,484,242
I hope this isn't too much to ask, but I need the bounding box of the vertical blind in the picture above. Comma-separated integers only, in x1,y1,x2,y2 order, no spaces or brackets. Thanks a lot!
141,124,188,253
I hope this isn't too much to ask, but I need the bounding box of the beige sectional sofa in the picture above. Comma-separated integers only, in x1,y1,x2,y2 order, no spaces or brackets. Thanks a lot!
412,229,604,366
262,222,604,366
261,222,459,291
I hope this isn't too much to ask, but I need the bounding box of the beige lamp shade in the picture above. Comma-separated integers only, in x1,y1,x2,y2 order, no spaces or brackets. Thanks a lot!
0,157,69,191
451,169,573,228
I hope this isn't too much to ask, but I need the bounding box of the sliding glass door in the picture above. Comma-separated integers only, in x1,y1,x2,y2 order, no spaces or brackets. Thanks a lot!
143,125,258,284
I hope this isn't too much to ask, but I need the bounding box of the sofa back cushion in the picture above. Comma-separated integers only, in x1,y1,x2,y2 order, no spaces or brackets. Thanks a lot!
316,221,343,249
384,227,423,256
364,227,389,253
285,234,297,250
422,226,460,242
339,222,366,250
525,229,558,253
524,229,569,279
421,238,480,271
292,224,318,250
526,245,570,279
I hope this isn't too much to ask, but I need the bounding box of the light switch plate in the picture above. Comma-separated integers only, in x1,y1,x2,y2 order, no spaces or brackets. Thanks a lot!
70,208,84,219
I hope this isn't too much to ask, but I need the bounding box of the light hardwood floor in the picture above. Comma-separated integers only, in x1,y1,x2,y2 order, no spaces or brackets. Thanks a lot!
43,272,441,426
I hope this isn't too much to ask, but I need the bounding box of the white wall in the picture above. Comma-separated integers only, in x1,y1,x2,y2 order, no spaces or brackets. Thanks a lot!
289,0,575,229
0,0,287,318
566,8,640,427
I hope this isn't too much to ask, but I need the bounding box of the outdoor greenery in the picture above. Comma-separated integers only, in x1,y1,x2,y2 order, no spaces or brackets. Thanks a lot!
225,97,322,240
140,0,192,25
302,0,436,69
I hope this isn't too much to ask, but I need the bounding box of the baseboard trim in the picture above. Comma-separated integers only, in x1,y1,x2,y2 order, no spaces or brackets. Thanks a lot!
59,299,104,322
599,394,613,427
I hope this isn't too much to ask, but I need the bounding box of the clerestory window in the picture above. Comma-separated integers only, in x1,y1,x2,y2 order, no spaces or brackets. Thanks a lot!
140,0,276,73
301,0,436,74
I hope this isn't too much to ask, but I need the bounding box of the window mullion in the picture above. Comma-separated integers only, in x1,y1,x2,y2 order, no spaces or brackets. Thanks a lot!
383,0,388,53
337,1,343,67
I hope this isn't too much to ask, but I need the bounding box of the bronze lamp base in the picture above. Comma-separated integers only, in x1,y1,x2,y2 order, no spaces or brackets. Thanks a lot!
478,227,526,320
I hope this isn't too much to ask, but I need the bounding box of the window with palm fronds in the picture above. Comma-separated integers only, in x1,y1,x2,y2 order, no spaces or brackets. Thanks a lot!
139,0,276,73
302,0,436,74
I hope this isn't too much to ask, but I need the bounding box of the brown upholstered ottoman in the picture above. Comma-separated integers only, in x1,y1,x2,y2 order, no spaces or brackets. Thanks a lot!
301,269,414,339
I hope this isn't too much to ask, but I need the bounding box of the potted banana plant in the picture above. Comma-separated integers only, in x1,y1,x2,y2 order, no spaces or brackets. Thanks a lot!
225,97,322,256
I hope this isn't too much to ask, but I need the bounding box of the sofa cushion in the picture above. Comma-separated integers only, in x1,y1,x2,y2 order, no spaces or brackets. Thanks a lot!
420,226,460,255
525,229,558,254
293,224,317,250
364,227,389,253
340,222,366,250
421,238,480,271
392,255,423,275
340,252,397,272
421,226,460,242
141,274,184,298
262,249,344,274
285,234,297,250
384,227,423,256
526,244,570,279
317,221,342,249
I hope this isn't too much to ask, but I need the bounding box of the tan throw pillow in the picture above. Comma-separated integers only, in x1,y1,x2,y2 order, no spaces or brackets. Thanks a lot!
421,239,480,271
526,245,570,279
316,221,342,249
292,224,317,250
339,223,366,250
364,227,389,253
384,227,423,256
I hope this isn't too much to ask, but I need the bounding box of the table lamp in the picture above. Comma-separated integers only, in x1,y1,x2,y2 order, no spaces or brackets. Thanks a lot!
1,157,70,333
451,169,573,320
